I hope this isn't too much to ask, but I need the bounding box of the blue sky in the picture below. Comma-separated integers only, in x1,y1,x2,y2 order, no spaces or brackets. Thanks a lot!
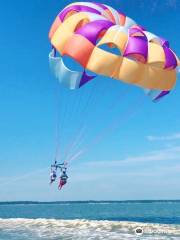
0,0,180,201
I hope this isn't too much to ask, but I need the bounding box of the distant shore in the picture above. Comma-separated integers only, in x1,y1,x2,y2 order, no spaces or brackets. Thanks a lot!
0,200,180,205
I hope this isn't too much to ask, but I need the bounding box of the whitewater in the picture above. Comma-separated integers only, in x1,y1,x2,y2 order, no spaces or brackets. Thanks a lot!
0,218,180,240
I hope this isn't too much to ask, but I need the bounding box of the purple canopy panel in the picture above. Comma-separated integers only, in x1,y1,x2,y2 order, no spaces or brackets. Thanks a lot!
164,47,177,69
79,71,96,87
123,29,148,62
75,20,114,45
159,37,169,48
59,5,101,22
129,28,147,40
154,90,170,102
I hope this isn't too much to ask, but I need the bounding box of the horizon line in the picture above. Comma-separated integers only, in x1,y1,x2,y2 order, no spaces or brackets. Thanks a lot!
0,199,180,204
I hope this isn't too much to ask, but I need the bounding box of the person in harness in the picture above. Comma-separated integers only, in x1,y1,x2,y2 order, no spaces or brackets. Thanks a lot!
50,169,57,184
58,168,68,190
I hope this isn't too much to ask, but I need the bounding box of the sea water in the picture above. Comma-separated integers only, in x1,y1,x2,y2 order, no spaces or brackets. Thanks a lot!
0,201,180,239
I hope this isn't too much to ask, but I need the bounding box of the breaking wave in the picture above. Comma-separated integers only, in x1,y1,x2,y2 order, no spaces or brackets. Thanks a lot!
0,218,180,240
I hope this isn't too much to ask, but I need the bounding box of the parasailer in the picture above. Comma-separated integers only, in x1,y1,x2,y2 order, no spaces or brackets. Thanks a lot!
58,169,68,190
50,161,68,189
50,169,57,184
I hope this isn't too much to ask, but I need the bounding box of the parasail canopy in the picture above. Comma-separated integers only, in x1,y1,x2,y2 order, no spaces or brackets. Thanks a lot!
49,2,179,102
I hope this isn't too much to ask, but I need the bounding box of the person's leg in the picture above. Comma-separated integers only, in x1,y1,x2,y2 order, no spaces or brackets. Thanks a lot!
58,180,65,189
58,183,62,190
58,180,62,189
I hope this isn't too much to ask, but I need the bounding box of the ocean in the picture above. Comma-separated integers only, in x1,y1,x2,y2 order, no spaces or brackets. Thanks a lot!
0,201,180,239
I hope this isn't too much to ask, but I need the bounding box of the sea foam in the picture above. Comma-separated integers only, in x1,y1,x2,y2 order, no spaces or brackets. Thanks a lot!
0,218,180,240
